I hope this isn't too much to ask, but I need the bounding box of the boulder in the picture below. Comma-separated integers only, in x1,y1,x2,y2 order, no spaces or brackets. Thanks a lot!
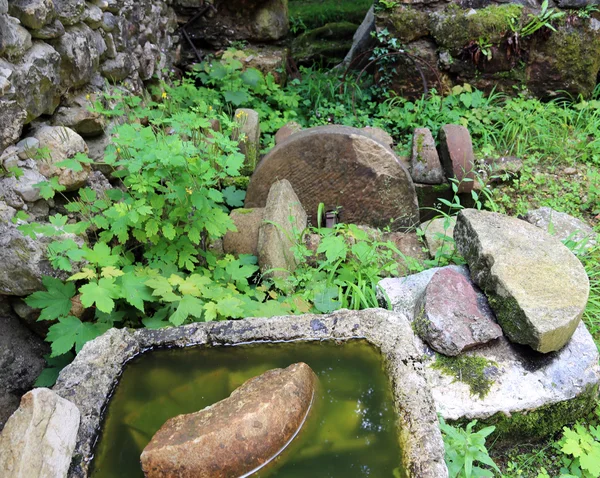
454,209,589,353
52,91,106,137
379,266,600,442
483,156,523,182
415,268,503,356
0,99,26,150
30,18,64,39
0,0,7,14
292,22,357,66
52,0,85,26
33,126,90,190
0,166,46,203
223,208,265,257
420,216,456,259
233,108,260,175
0,303,48,429
246,125,419,230
49,23,99,88
411,128,444,184
0,14,32,60
274,121,302,145
100,51,135,82
257,180,307,279
15,42,62,122
234,45,288,85
524,207,597,250
141,363,317,478
438,125,476,193
0,388,80,477
8,0,55,30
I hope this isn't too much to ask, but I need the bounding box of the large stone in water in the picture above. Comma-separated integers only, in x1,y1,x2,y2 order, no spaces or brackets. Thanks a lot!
415,268,503,356
245,125,419,230
454,209,589,353
0,388,80,478
140,363,317,478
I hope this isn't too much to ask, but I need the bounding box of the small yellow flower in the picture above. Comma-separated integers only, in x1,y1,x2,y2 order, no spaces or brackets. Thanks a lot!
208,106,213,111
186,187,193,195
85,94,91,100
117,147,121,154
162,92,167,99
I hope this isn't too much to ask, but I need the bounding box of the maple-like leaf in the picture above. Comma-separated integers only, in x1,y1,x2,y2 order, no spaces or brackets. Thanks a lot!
25,277,76,321
79,278,120,313
46,316,111,357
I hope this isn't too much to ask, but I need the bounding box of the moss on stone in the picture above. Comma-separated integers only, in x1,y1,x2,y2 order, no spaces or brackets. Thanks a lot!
430,4,523,53
292,22,358,64
486,292,538,350
234,208,255,215
449,384,599,444
379,6,430,43
222,176,250,190
432,353,498,399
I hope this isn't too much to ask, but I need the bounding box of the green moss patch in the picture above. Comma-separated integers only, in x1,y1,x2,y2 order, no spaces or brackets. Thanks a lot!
377,6,430,43
432,353,498,399
430,4,523,53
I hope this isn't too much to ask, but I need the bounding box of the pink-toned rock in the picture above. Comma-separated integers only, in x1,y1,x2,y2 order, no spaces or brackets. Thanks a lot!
141,363,317,478
415,268,502,356
411,128,444,184
438,124,476,193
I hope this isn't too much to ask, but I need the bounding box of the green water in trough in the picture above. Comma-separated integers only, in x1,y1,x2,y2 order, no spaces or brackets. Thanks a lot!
90,340,403,477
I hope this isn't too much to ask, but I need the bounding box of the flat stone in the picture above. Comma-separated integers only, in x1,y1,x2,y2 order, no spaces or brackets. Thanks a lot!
246,125,419,230
524,207,597,250
0,99,26,151
438,125,476,193
141,363,317,478
30,19,64,39
454,209,589,353
411,128,444,184
274,121,302,145
257,180,307,279
223,208,265,257
420,216,456,259
483,156,523,182
234,108,260,175
379,266,600,442
49,23,99,88
52,91,106,137
415,268,503,356
0,388,80,477
340,5,375,69
363,126,394,149
100,51,135,82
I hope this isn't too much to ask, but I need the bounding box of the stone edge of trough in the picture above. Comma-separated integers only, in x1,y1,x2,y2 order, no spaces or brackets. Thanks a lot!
52,308,449,478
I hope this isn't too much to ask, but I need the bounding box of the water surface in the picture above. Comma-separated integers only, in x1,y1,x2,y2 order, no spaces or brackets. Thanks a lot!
91,340,402,477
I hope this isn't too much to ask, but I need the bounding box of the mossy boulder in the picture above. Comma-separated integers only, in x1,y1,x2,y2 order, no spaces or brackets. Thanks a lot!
376,5,430,43
292,22,358,65
430,3,523,54
527,21,600,99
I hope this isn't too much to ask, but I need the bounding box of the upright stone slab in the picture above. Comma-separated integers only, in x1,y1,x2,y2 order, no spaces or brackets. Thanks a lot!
223,208,265,257
0,388,80,478
438,125,476,193
234,108,260,175
411,128,444,184
246,125,419,230
141,363,317,478
454,209,589,353
257,180,307,279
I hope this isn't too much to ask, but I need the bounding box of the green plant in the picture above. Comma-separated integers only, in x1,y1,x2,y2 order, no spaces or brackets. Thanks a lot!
576,4,599,19
440,417,501,477
376,0,399,11
511,0,565,38
557,404,600,477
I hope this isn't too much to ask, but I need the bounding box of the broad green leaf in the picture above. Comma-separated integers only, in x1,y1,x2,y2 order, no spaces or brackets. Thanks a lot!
222,186,246,207
68,268,97,281
25,277,76,321
313,286,341,313
79,278,120,313
121,273,154,312
101,266,124,279
46,316,111,357
34,352,75,387
169,295,204,326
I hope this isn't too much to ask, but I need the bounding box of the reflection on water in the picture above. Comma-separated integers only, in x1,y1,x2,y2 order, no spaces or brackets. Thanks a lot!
91,340,402,477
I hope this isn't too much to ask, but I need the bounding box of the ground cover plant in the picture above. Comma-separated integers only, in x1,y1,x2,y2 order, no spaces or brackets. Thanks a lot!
288,0,372,34
16,47,600,477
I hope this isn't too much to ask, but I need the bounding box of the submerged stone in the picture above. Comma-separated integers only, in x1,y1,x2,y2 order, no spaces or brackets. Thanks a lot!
454,209,589,353
140,363,318,478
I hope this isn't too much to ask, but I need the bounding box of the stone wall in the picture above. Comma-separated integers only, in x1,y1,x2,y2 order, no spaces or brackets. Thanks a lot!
0,0,178,151
375,0,600,98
